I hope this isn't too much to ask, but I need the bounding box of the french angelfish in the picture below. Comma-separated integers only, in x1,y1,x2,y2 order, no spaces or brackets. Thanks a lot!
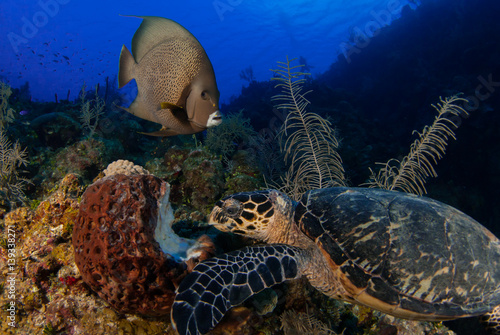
118,16,222,136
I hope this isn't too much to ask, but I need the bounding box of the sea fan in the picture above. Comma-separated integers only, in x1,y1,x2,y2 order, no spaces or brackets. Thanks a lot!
366,95,468,195
271,57,345,200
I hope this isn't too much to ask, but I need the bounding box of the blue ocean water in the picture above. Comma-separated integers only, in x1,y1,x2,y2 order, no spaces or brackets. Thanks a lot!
1,0,414,103
1,1,500,334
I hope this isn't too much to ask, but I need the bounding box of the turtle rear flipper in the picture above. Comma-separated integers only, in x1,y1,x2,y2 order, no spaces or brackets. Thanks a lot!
171,244,304,335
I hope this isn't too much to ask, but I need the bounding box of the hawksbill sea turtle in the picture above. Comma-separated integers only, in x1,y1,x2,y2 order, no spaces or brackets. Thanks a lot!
171,187,500,334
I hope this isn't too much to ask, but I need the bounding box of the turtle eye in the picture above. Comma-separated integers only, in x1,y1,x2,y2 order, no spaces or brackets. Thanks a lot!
224,202,241,218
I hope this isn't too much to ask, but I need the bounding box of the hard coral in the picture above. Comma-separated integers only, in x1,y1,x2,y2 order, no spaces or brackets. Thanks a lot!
103,159,150,176
73,174,214,316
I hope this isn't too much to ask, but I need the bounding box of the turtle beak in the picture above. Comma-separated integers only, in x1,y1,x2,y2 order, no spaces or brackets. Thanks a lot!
208,206,233,233
208,206,222,225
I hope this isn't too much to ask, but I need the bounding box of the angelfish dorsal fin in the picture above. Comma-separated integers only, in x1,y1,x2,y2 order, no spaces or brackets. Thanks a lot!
123,15,199,63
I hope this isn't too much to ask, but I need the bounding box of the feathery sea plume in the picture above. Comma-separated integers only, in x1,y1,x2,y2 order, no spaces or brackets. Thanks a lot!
271,56,346,200
0,130,30,209
366,95,468,195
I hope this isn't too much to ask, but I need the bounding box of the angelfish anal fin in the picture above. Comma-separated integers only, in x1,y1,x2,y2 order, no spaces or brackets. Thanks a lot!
139,127,180,137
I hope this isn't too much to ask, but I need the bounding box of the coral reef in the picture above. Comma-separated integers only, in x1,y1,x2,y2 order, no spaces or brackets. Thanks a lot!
46,137,124,185
0,175,82,334
73,174,215,316
160,146,226,214
181,150,225,213
223,150,264,196
0,173,213,334
205,110,257,162
31,112,81,149
0,150,457,334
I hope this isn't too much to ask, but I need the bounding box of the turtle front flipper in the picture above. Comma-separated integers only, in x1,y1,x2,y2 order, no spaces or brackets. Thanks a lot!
482,305,500,335
171,244,305,335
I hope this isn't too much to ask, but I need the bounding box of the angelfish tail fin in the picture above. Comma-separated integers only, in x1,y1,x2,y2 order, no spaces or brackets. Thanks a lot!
118,45,136,88
171,244,304,335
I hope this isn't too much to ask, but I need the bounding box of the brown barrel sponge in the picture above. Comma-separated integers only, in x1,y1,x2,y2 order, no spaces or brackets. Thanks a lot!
73,174,213,316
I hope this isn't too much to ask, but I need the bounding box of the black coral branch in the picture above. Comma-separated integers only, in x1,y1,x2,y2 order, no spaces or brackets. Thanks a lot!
367,95,468,195
271,57,346,200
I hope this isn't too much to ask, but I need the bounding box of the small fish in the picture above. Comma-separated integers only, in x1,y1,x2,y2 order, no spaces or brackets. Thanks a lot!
19,110,29,116
118,16,222,136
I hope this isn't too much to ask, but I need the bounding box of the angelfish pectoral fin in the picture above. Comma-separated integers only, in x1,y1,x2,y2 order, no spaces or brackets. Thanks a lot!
171,244,303,335
161,101,184,111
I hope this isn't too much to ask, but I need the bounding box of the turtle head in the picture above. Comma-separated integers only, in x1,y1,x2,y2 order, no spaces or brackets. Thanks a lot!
208,189,294,242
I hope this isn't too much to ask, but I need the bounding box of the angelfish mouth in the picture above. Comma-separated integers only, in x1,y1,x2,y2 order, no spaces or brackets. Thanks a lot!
206,110,223,127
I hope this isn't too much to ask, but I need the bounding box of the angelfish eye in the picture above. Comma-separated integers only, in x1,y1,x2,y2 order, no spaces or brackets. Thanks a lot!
201,91,208,99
